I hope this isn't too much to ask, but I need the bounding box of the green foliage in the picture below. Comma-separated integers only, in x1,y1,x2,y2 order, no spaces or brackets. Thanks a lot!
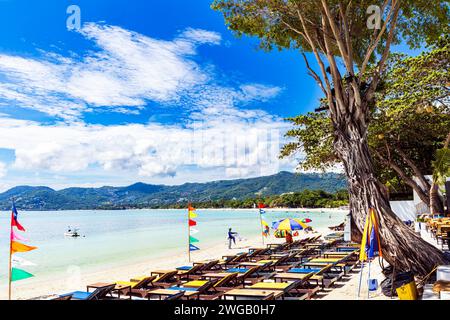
281,111,336,172
212,0,449,66
0,172,347,210
169,189,349,209
281,39,450,190
432,145,450,188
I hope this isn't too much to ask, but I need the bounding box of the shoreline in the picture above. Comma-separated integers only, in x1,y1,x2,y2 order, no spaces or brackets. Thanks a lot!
12,207,349,213
2,227,333,300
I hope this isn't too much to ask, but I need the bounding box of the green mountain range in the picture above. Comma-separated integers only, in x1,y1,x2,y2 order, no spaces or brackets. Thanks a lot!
0,171,347,210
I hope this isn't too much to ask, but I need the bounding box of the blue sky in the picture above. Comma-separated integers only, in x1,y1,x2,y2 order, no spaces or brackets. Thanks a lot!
0,1,423,191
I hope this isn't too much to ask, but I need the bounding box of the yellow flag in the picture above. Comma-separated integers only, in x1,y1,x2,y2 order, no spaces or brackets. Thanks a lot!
189,210,197,218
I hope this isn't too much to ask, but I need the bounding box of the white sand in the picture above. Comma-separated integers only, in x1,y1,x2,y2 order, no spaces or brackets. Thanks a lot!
2,222,392,301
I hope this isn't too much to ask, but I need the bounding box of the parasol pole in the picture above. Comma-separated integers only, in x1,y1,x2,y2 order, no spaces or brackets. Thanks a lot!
367,259,372,299
258,209,265,245
357,261,364,298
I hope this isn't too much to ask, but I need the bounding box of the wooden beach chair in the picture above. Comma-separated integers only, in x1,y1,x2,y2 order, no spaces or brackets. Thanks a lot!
59,284,117,300
146,279,218,300
248,279,311,300
114,275,158,298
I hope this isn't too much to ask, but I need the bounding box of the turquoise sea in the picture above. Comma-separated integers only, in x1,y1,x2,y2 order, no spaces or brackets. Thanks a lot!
0,209,346,285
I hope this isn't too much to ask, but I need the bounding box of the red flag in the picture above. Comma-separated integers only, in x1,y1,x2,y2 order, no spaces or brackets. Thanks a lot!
11,213,25,232
189,219,197,227
258,203,266,209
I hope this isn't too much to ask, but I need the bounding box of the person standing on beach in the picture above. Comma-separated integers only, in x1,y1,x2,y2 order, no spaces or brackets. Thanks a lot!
228,228,238,249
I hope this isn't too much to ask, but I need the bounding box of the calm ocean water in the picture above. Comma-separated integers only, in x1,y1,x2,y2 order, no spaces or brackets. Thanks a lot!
0,209,346,283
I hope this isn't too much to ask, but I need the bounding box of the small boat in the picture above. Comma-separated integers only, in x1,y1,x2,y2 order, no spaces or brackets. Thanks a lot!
64,227,82,238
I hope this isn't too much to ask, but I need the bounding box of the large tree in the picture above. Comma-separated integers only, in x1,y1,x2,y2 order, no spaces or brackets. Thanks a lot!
282,41,450,214
213,0,450,274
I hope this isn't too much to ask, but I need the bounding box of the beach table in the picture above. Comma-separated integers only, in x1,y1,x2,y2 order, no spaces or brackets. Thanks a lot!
86,282,132,300
221,288,283,300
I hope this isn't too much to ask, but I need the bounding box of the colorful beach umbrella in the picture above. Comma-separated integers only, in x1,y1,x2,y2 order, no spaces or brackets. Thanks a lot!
272,218,308,231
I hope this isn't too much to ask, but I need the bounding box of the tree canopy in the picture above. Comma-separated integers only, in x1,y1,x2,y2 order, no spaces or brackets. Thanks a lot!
281,38,450,199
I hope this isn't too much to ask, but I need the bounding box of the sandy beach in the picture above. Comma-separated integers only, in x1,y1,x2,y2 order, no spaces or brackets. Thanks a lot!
4,227,341,300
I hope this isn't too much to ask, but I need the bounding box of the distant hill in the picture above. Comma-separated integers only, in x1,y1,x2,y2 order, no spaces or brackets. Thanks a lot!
0,172,347,210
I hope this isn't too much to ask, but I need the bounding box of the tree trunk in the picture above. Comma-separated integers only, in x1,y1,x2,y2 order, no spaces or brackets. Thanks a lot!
332,112,447,276
430,182,445,215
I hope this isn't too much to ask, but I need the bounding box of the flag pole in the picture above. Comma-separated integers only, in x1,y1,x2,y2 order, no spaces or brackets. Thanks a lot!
258,210,265,245
187,203,191,263
8,199,14,300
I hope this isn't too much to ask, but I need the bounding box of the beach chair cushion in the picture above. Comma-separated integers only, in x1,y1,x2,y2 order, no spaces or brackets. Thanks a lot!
115,281,137,288
183,280,207,288
227,268,249,273
167,286,198,292
64,291,92,300
176,266,192,271
257,260,276,264
289,268,322,274
250,282,290,290
310,259,341,263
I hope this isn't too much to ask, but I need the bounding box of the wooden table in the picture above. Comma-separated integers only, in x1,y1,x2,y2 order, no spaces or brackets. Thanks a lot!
222,288,283,300
86,282,131,300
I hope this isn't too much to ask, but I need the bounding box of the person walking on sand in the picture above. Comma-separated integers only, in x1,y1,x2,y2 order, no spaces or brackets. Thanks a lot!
228,228,238,249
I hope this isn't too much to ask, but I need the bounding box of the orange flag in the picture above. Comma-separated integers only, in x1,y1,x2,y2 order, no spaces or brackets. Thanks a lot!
11,241,37,254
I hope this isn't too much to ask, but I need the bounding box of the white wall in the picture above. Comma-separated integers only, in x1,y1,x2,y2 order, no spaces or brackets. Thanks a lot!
390,200,416,221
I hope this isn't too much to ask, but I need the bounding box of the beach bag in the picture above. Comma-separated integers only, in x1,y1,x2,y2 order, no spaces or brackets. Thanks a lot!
380,271,415,297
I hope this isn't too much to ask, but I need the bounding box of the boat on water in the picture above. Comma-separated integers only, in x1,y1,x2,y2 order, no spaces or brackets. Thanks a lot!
64,226,82,238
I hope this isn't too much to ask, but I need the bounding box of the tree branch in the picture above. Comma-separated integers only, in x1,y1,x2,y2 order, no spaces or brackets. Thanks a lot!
302,53,326,95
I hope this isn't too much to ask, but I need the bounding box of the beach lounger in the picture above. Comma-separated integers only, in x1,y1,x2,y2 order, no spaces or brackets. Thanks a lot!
248,280,310,300
52,294,72,300
221,288,284,300
138,270,179,288
273,264,333,289
201,265,265,287
180,273,239,300
217,253,249,268
164,291,184,300
113,275,158,298
146,279,218,300
59,284,117,300
287,264,340,289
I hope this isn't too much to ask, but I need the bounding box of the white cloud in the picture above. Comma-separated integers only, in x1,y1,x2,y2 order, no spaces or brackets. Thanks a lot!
0,24,224,121
0,162,6,178
0,24,289,186
0,114,290,180
239,84,283,102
